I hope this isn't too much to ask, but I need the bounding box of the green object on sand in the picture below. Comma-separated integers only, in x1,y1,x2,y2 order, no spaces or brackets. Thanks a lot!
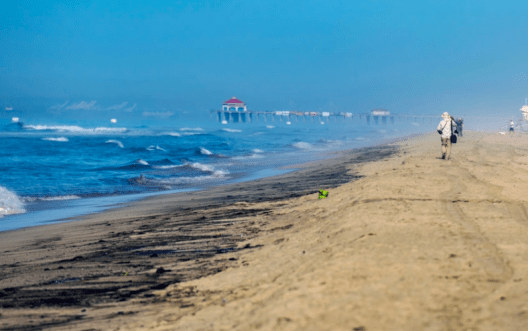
318,189,329,199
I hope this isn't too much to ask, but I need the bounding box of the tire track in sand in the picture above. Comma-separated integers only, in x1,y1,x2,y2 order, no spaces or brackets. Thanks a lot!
443,141,512,281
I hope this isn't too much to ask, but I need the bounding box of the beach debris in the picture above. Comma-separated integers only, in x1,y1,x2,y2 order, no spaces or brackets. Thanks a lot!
318,189,329,199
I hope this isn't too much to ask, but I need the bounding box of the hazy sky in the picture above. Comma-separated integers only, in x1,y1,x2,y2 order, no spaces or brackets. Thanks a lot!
1,0,527,118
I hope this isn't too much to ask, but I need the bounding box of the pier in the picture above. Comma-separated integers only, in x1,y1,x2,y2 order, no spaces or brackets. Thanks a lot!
211,110,440,124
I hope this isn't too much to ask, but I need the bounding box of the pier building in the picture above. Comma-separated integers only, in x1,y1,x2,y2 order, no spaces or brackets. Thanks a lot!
222,97,247,112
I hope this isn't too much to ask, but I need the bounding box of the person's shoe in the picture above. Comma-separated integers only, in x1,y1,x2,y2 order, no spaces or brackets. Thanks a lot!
441,154,446,160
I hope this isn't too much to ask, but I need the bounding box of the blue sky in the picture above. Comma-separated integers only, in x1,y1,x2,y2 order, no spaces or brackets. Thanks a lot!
1,0,527,120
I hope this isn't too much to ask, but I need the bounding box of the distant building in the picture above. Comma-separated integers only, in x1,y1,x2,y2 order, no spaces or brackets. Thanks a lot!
222,97,247,112
521,104,528,120
371,108,390,116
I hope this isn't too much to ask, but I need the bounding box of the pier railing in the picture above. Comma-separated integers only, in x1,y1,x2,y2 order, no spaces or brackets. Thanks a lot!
211,110,441,124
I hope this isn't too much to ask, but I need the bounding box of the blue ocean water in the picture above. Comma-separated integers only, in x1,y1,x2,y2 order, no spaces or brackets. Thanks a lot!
0,113,431,230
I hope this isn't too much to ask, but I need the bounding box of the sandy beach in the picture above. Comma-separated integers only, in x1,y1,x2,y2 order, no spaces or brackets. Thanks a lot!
2,131,528,330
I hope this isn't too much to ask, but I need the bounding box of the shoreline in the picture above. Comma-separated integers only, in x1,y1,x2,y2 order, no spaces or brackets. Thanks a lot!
0,132,410,233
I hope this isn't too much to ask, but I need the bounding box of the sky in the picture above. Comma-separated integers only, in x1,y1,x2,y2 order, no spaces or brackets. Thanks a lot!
1,0,527,122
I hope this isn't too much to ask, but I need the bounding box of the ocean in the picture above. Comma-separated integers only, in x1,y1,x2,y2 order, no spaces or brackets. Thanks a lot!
0,113,431,231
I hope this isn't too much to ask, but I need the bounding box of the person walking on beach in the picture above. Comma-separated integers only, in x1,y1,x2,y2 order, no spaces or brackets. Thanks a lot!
437,112,458,160
510,119,515,134
456,117,464,137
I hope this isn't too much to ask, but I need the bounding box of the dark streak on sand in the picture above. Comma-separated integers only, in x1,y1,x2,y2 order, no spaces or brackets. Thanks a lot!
0,145,396,330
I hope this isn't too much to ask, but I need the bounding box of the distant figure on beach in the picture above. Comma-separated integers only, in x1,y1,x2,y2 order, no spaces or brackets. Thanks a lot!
456,118,464,137
510,120,515,133
437,112,458,160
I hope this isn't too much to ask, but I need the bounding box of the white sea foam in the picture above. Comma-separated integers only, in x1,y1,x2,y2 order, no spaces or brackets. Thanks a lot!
293,142,313,150
200,147,213,155
252,149,264,153
153,164,183,170
153,162,220,173
106,140,124,148
322,139,344,147
180,132,203,136
189,162,215,172
222,128,242,133
150,171,228,185
24,195,81,202
0,186,25,218
180,127,204,132
42,137,69,142
42,195,81,201
147,145,166,151
233,154,264,160
137,159,149,166
266,125,275,129
24,125,127,134
160,132,181,137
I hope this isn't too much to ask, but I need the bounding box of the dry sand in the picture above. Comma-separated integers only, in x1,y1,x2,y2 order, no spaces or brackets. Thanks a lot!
2,131,528,330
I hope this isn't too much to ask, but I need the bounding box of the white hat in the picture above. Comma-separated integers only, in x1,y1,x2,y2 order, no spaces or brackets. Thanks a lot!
442,112,450,120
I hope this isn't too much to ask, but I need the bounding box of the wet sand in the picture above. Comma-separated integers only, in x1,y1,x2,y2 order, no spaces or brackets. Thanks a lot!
3,131,528,330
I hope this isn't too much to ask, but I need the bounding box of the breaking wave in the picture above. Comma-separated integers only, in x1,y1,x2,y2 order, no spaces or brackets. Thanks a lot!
292,142,313,150
222,128,242,133
160,132,181,137
24,125,127,134
188,162,214,172
153,162,219,173
180,127,204,132
147,145,166,151
42,137,69,142
200,147,213,155
23,125,127,134
0,186,25,218
106,140,124,148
